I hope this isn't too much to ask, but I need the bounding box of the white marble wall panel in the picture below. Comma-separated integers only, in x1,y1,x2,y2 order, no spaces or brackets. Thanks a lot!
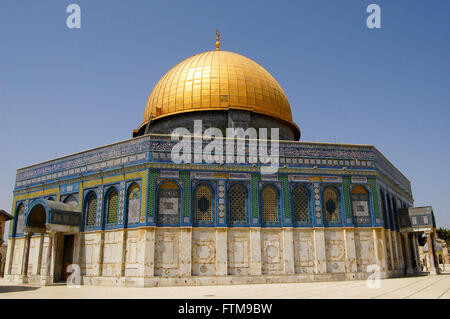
354,229,376,272
192,229,216,276
227,229,250,275
293,229,315,274
325,230,345,273
261,229,284,274
154,228,180,276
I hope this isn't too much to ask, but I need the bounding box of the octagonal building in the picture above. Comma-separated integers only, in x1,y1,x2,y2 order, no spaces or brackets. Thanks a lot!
3,38,432,286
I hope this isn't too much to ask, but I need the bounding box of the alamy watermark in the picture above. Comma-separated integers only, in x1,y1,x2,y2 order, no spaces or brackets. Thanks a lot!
366,264,381,288
170,120,280,174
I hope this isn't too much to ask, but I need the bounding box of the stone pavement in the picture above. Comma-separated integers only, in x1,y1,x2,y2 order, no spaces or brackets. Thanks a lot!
0,274,449,299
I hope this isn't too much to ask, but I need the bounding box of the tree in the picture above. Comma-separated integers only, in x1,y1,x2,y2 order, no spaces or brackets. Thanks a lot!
436,227,450,246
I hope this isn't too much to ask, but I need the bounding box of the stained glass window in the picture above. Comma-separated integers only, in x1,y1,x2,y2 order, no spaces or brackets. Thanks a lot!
323,187,339,222
351,185,370,225
127,183,141,225
194,183,214,224
157,181,181,225
105,188,119,225
262,185,279,224
228,183,247,224
293,185,309,223
85,192,97,227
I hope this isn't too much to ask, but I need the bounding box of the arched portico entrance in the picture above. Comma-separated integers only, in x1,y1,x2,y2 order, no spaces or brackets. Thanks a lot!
18,199,81,284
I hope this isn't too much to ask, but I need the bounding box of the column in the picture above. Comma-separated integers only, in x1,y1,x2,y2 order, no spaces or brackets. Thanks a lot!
5,237,15,276
36,234,45,275
426,231,438,274
431,232,441,274
344,229,357,273
179,227,192,277
402,233,413,275
215,228,227,276
249,228,262,275
282,228,295,274
72,233,83,269
45,232,55,284
412,234,420,271
20,232,32,281
313,228,327,274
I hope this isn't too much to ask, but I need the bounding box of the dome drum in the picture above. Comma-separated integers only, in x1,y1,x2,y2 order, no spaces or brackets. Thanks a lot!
133,109,299,140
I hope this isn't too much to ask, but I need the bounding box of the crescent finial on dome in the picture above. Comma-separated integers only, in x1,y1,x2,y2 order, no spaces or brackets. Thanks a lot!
215,30,220,51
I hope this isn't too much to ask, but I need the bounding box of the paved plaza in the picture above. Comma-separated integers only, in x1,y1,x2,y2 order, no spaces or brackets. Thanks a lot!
0,273,449,299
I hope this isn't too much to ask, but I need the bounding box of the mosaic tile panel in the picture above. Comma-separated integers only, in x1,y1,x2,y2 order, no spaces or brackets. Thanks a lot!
180,171,191,218
147,169,159,218
368,177,380,218
251,174,260,219
280,175,290,219
343,177,351,219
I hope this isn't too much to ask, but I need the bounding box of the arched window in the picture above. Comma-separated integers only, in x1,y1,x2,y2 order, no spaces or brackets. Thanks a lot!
63,194,78,207
261,184,280,225
15,203,25,235
157,181,181,225
127,183,141,225
194,183,215,225
227,183,248,225
323,186,340,222
85,192,97,227
105,188,119,226
351,185,371,225
292,184,310,223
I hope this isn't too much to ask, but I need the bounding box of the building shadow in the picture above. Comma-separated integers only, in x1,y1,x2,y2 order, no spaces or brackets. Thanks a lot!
0,285,40,293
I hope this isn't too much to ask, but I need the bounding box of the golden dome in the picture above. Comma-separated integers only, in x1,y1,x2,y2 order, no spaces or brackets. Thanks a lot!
138,50,299,136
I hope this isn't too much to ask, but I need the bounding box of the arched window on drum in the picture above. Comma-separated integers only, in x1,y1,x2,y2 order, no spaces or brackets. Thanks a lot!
193,183,215,225
126,183,141,225
157,181,181,226
292,184,310,224
227,183,248,225
323,186,340,223
351,185,371,225
15,203,26,235
261,184,280,225
84,192,97,227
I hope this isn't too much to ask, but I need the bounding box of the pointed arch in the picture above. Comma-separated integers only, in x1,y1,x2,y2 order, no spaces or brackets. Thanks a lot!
84,191,97,227
292,184,310,223
351,185,371,225
193,182,215,225
323,186,340,223
126,182,141,225
104,187,119,226
261,184,280,225
227,183,248,225
156,180,181,226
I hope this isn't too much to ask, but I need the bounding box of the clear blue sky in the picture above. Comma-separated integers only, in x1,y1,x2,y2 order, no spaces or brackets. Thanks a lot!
0,0,449,241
